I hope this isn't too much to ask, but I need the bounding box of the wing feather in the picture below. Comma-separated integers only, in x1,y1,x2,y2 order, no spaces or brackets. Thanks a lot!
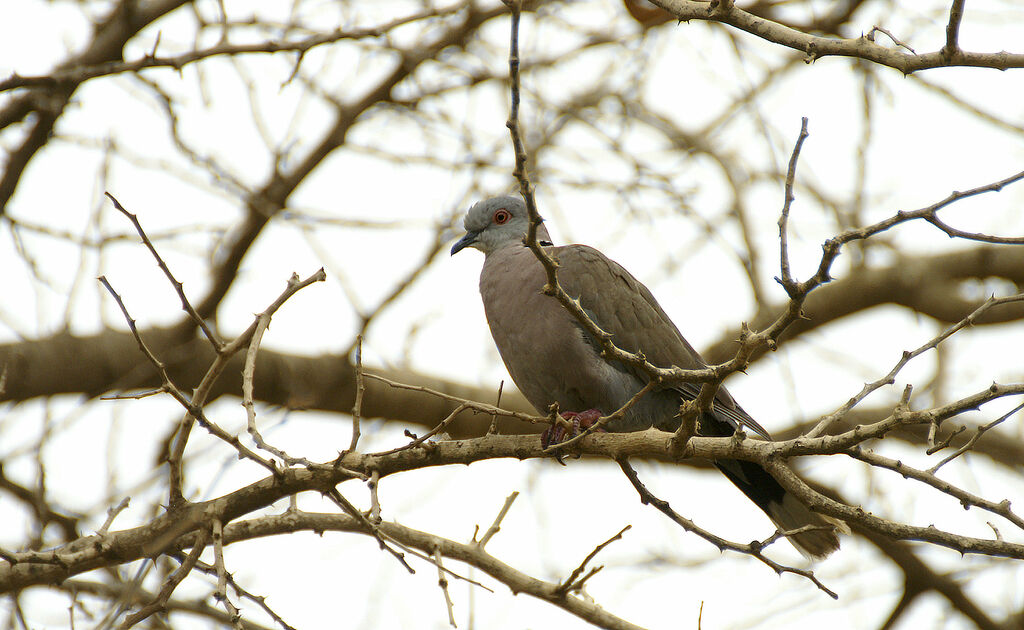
552,244,771,439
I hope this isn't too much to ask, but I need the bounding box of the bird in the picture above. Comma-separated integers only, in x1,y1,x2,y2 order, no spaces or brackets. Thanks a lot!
451,194,843,559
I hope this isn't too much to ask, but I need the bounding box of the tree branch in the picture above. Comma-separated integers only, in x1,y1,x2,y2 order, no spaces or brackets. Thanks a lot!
651,0,1024,73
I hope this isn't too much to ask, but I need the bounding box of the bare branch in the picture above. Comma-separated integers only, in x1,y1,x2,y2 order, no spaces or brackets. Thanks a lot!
845,446,1024,532
363,372,542,426
556,525,631,596
105,193,222,349
97,498,131,536
120,525,210,629
806,293,1024,438
220,512,647,630
0,7,466,93
928,400,1024,474
433,547,458,628
866,26,917,54
477,492,520,549
943,0,968,57
650,0,1024,73
618,460,838,598
348,335,365,453
211,519,244,629
777,117,810,293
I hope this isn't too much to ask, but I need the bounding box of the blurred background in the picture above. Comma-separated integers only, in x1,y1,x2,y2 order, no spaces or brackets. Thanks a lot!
1,1,1023,628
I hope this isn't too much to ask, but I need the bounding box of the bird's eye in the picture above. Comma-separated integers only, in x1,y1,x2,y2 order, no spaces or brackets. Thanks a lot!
493,209,511,225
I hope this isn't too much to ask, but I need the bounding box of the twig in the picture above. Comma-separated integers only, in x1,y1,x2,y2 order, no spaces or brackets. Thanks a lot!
105,193,222,349
97,498,131,536
943,0,967,57
556,525,630,596
218,512,640,629
646,0,1021,73
806,293,1024,438
68,582,78,630
433,547,458,627
97,276,177,393
325,488,414,574
240,275,327,468
487,380,504,435
925,425,967,455
119,526,211,628
845,446,1024,532
165,268,326,504
180,552,297,630
764,457,1024,559
370,404,469,457
777,117,810,295
477,491,519,548
210,519,244,629
924,211,1024,244
0,7,466,91
618,460,839,599
363,372,541,425
367,470,381,523
928,400,1024,474
348,335,365,452
95,558,154,630
100,389,164,400
866,26,916,54
241,292,284,464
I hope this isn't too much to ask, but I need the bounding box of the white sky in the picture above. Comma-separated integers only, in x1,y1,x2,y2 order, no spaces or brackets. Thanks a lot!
2,1,1024,629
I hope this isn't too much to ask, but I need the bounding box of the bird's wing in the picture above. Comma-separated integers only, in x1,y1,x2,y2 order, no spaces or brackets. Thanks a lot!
552,244,771,440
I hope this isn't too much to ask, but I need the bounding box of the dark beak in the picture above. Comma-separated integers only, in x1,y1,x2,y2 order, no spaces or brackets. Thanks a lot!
450,230,480,256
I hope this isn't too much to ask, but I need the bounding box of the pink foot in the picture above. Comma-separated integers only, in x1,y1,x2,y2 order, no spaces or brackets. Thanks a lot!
541,409,605,462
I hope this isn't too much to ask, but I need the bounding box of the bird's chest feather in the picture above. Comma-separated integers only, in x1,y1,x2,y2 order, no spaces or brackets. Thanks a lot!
478,247,641,417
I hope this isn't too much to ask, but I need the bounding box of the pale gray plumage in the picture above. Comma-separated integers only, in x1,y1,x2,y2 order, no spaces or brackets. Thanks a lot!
452,195,843,559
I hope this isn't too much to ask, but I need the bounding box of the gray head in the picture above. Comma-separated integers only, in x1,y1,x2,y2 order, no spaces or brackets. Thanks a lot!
450,196,552,256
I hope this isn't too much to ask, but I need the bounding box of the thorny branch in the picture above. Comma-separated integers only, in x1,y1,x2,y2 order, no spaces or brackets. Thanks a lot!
556,525,631,596
927,400,1024,474
99,219,326,506
619,460,839,598
844,446,1024,532
210,519,243,629
167,267,325,503
806,292,1024,439
219,512,646,630
106,193,222,348
6,373,1021,589
120,526,211,629
98,273,280,486
649,0,1024,73
4,1,1024,628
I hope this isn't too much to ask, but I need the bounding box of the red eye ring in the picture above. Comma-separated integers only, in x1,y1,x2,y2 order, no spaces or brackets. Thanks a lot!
493,209,511,225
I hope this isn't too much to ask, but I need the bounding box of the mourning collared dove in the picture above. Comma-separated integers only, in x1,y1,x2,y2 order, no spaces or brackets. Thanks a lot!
452,195,843,559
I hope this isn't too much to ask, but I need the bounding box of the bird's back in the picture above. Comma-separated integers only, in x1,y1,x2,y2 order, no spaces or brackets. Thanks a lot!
480,243,764,436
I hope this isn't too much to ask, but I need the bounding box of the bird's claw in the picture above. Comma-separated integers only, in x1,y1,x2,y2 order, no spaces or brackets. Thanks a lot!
541,409,604,463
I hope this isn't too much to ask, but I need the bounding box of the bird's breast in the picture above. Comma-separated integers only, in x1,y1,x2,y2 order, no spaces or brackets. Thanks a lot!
478,246,666,430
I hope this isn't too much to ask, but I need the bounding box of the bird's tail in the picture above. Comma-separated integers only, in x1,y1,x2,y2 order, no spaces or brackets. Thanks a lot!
714,458,846,559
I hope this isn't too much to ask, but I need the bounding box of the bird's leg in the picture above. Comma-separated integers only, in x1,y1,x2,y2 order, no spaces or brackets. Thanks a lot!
541,409,605,462
572,409,603,432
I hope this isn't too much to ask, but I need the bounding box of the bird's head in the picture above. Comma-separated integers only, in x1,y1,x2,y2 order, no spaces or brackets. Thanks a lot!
450,195,552,256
